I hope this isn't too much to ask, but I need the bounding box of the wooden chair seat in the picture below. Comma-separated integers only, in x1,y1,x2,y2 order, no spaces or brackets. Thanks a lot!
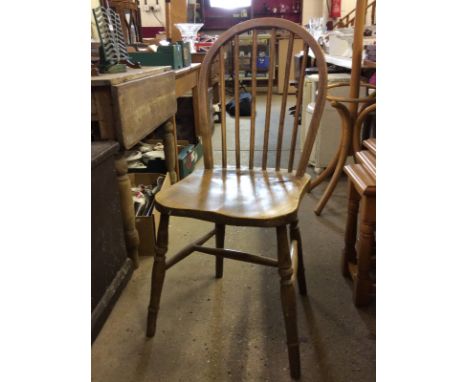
156,167,311,227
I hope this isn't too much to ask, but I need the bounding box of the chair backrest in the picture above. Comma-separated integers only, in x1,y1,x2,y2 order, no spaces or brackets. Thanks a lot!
198,18,328,177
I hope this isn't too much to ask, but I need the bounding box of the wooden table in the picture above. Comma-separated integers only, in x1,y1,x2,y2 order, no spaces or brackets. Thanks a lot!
91,66,178,268
175,63,202,136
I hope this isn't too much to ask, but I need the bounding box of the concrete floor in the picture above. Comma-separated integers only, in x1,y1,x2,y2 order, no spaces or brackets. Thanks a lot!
92,95,376,382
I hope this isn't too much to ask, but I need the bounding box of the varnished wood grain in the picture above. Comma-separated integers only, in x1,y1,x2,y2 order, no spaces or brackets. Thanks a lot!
111,70,177,149
155,167,311,227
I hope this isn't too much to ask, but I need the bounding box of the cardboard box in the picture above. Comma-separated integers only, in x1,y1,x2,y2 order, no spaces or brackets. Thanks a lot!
128,139,203,179
128,173,171,257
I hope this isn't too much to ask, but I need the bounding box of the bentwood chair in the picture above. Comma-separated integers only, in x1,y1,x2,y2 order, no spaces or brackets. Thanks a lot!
146,18,327,379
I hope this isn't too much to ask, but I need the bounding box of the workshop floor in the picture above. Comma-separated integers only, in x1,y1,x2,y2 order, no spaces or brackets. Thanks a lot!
91,95,376,382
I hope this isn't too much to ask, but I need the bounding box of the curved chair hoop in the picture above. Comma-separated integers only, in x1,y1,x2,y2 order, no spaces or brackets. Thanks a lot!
197,18,328,176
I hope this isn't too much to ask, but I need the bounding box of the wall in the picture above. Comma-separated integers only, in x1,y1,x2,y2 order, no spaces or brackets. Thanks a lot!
302,0,323,24
302,0,361,24
91,0,101,41
140,0,166,27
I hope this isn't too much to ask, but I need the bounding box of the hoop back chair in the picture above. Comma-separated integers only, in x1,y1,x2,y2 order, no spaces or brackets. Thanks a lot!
147,18,327,379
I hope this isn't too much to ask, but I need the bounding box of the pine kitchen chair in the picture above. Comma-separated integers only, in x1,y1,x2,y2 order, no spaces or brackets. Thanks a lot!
146,18,327,379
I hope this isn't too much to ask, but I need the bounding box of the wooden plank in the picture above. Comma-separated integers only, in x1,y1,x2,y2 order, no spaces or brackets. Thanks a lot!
111,70,177,150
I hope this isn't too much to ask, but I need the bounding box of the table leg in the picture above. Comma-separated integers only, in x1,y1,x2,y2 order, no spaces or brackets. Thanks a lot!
115,155,140,269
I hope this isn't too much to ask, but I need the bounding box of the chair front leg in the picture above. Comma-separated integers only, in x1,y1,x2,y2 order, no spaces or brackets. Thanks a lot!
289,221,307,296
215,223,225,278
277,225,301,379
147,213,170,337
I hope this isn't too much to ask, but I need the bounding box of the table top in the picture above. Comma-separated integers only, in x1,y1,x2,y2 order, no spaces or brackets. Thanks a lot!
91,66,171,87
175,63,201,79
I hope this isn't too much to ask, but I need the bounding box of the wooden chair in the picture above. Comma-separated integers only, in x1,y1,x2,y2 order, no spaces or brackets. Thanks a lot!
146,18,328,380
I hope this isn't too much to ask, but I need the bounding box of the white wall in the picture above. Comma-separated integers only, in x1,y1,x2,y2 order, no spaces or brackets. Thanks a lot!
301,0,364,22
140,0,166,27
302,0,323,24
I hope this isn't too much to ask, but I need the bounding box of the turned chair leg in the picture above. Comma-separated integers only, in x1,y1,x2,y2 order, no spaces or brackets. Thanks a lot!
215,224,225,278
276,225,301,379
147,213,170,337
342,180,360,278
289,221,307,296
353,196,375,307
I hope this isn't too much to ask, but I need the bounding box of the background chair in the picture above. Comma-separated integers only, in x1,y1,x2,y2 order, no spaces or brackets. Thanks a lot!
146,18,328,379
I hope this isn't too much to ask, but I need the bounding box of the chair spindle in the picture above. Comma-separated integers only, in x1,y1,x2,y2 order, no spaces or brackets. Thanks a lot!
234,35,241,168
276,32,295,171
288,41,308,172
218,46,227,168
249,29,258,169
262,28,277,170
